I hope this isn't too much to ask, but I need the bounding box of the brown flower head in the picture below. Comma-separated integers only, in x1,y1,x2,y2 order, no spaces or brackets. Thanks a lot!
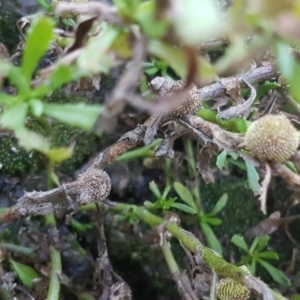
245,114,299,163
77,168,111,204
150,77,202,118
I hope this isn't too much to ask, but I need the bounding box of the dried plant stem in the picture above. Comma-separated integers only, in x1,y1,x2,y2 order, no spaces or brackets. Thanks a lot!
85,202,286,300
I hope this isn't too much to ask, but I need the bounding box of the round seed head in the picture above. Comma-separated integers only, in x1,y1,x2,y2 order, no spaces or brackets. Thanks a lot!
77,168,111,204
245,114,299,163
150,78,202,118
216,278,250,300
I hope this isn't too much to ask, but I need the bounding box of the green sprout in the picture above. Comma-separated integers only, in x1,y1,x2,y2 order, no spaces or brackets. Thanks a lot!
231,234,291,286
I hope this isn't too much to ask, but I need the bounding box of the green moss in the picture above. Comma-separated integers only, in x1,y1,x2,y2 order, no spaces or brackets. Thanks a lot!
0,8,20,53
0,92,98,175
201,176,265,237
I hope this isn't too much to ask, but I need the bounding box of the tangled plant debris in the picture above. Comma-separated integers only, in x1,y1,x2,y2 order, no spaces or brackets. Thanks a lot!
1,0,300,299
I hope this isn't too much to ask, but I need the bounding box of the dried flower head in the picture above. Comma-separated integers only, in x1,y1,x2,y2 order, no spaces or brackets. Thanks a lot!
77,168,111,204
151,77,202,118
245,114,299,163
216,278,250,300
52,0,88,19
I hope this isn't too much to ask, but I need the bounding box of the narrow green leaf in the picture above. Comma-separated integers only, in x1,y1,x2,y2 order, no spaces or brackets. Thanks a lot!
35,0,52,11
276,42,300,104
148,40,215,81
149,181,161,198
251,235,269,253
16,128,50,153
30,99,43,117
207,193,228,216
201,222,222,255
77,27,119,73
50,170,60,186
171,203,197,214
162,186,171,199
198,108,250,133
256,251,278,260
8,66,31,95
216,150,227,170
258,259,291,286
10,259,38,288
201,215,222,225
256,81,281,100
0,93,16,105
248,259,256,275
245,160,261,193
43,103,105,131
173,182,196,209
48,146,74,163
231,234,249,252
1,103,28,130
21,16,54,81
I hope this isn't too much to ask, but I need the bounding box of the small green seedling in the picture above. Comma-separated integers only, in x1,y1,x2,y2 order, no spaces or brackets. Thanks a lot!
231,234,291,286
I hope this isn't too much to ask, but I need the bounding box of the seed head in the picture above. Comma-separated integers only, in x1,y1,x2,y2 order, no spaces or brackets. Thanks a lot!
52,0,88,19
245,114,299,163
77,168,111,204
151,77,202,118
216,278,250,300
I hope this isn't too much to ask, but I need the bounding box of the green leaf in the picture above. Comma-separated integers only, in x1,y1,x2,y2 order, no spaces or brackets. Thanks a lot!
70,218,94,233
245,160,261,193
21,16,54,82
77,27,119,73
231,234,249,252
148,40,215,81
173,182,196,209
256,81,281,100
8,66,31,96
207,193,228,216
228,151,239,160
135,1,170,39
145,67,159,75
43,103,105,131
171,203,197,214
16,128,50,153
30,99,43,117
201,222,222,255
277,42,300,104
257,259,291,286
1,103,28,130
48,146,74,163
256,251,278,260
149,181,161,198
50,170,60,186
216,150,227,170
198,108,249,133
201,216,222,225
35,0,52,11
10,259,38,288
250,235,269,254
32,64,73,98
248,259,256,275
162,186,171,199
0,93,16,105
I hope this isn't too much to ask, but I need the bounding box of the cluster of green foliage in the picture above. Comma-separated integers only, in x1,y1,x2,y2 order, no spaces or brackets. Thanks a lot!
1,0,300,298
